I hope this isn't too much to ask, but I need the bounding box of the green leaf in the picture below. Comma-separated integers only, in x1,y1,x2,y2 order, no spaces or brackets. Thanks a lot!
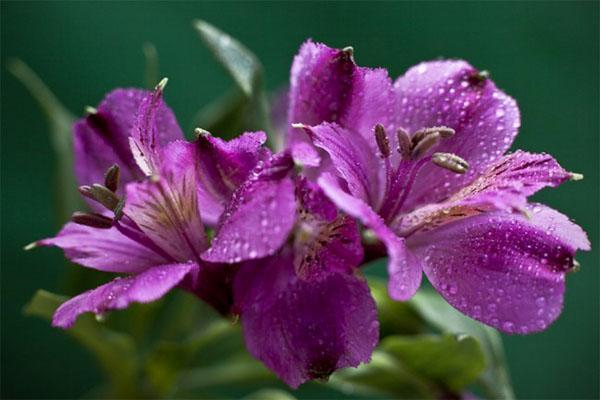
193,19,261,97
7,59,80,222
192,20,272,140
369,277,425,336
244,389,297,400
142,42,160,89
411,290,515,399
381,334,486,393
176,354,276,395
24,290,139,397
328,350,434,399
145,319,244,396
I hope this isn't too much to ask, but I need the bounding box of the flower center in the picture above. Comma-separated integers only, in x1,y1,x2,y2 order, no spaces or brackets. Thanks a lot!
373,124,469,225
71,165,175,262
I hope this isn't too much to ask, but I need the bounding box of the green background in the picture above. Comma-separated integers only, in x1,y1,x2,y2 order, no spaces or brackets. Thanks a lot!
1,1,598,398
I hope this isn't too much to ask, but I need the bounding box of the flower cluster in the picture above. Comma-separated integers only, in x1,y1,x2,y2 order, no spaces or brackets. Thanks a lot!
32,41,589,388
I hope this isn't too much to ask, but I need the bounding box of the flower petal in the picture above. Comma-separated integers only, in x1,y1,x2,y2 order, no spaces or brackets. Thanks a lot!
294,177,363,279
409,205,590,334
287,41,396,150
195,131,269,225
36,221,169,273
396,150,573,236
394,60,520,209
318,173,422,300
235,250,379,388
52,262,196,328
129,84,184,176
301,122,382,206
201,172,296,263
73,89,147,191
125,140,207,262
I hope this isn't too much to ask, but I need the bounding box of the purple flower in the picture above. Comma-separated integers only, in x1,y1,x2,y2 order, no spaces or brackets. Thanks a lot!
286,40,590,334
202,151,379,388
33,80,378,388
33,81,268,325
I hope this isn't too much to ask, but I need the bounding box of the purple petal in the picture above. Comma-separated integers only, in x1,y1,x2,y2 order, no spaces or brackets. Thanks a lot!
452,150,572,210
287,41,396,150
290,142,321,168
37,221,169,273
195,131,269,225
129,84,184,176
409,205,590,334
53,262,196,328
318,173,422,300
396,150,574,236
301,122,383,206
201,173,296,263
294,177,363,279
73,89,147,191
235,250,379,388
125,140,207,263
394,60,520,210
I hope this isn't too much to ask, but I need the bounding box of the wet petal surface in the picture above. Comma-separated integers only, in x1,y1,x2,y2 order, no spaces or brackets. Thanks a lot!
37,221,169,273
195,131,268,225
409,205,590,334
394,60,520,210
318,173,422,300
234,250,378,388
53,262,197,328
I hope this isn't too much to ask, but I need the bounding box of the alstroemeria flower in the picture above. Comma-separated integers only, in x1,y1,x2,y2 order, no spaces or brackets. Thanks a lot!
286,40,590,334
33,80,377,388
202,151,379,388
31,82,267,325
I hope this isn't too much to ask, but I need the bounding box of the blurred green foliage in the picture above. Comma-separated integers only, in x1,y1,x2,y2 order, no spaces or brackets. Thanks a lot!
2,2,598,399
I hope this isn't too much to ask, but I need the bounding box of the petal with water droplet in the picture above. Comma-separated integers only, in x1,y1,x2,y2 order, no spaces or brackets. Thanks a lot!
409,205,590,334
318,173,422,300
234,249,378,388
394,60,520,210
53,262,197,328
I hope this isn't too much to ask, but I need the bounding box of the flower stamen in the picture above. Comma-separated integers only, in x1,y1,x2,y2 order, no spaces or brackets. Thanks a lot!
374,124,390,158
71,212,114,229
431,152,469,174
395,128,412,160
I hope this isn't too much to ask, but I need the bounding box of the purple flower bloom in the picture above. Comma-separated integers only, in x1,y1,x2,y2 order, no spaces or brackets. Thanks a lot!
285,40,590,334
34,79,377,388
33,82,267,325
202,151,379,388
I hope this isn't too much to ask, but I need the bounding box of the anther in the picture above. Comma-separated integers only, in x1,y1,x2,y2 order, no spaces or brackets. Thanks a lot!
71,212,114,229
412,126,455,144
374,124,390,158
104,164,120,192
396,128,412,159
411,132,441,159
89,184,121,210
78,185,94,200
431,152,469,174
